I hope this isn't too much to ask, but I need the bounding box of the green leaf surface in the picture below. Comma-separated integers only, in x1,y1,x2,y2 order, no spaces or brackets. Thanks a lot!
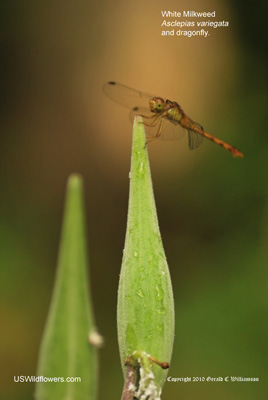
117,117,175,396
35,175,97,400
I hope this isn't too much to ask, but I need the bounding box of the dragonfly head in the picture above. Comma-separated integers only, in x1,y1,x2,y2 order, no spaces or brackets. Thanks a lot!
149,97,165,113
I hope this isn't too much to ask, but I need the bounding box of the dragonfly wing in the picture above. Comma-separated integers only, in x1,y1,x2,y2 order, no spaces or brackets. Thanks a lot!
103,82,156,110
159,118,184,141
129,106,153,122
188,130,204,150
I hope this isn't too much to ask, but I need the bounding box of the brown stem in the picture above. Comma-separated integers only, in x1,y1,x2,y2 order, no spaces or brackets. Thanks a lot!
120,365,138,400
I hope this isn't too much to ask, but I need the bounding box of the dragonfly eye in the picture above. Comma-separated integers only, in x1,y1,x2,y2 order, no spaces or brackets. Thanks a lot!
149,97,165,113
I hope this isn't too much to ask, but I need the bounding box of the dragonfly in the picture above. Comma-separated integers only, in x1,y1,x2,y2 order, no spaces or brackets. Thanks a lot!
103,82,243,158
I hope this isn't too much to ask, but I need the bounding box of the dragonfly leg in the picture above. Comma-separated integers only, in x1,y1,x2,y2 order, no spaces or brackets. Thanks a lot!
142,115,160,128
155,117,163,138
145,116,163,144
143,120,159,128
140,113,158,120
138,114,159,127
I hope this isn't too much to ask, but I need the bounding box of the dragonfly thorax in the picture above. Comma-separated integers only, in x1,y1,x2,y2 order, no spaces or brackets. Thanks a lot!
149,97,165,113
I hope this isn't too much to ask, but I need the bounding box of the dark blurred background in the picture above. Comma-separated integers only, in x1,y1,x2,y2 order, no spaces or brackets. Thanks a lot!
1,0,267,399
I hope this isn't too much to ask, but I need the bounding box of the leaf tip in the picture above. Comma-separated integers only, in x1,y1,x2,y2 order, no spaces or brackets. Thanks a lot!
67,173,83,190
